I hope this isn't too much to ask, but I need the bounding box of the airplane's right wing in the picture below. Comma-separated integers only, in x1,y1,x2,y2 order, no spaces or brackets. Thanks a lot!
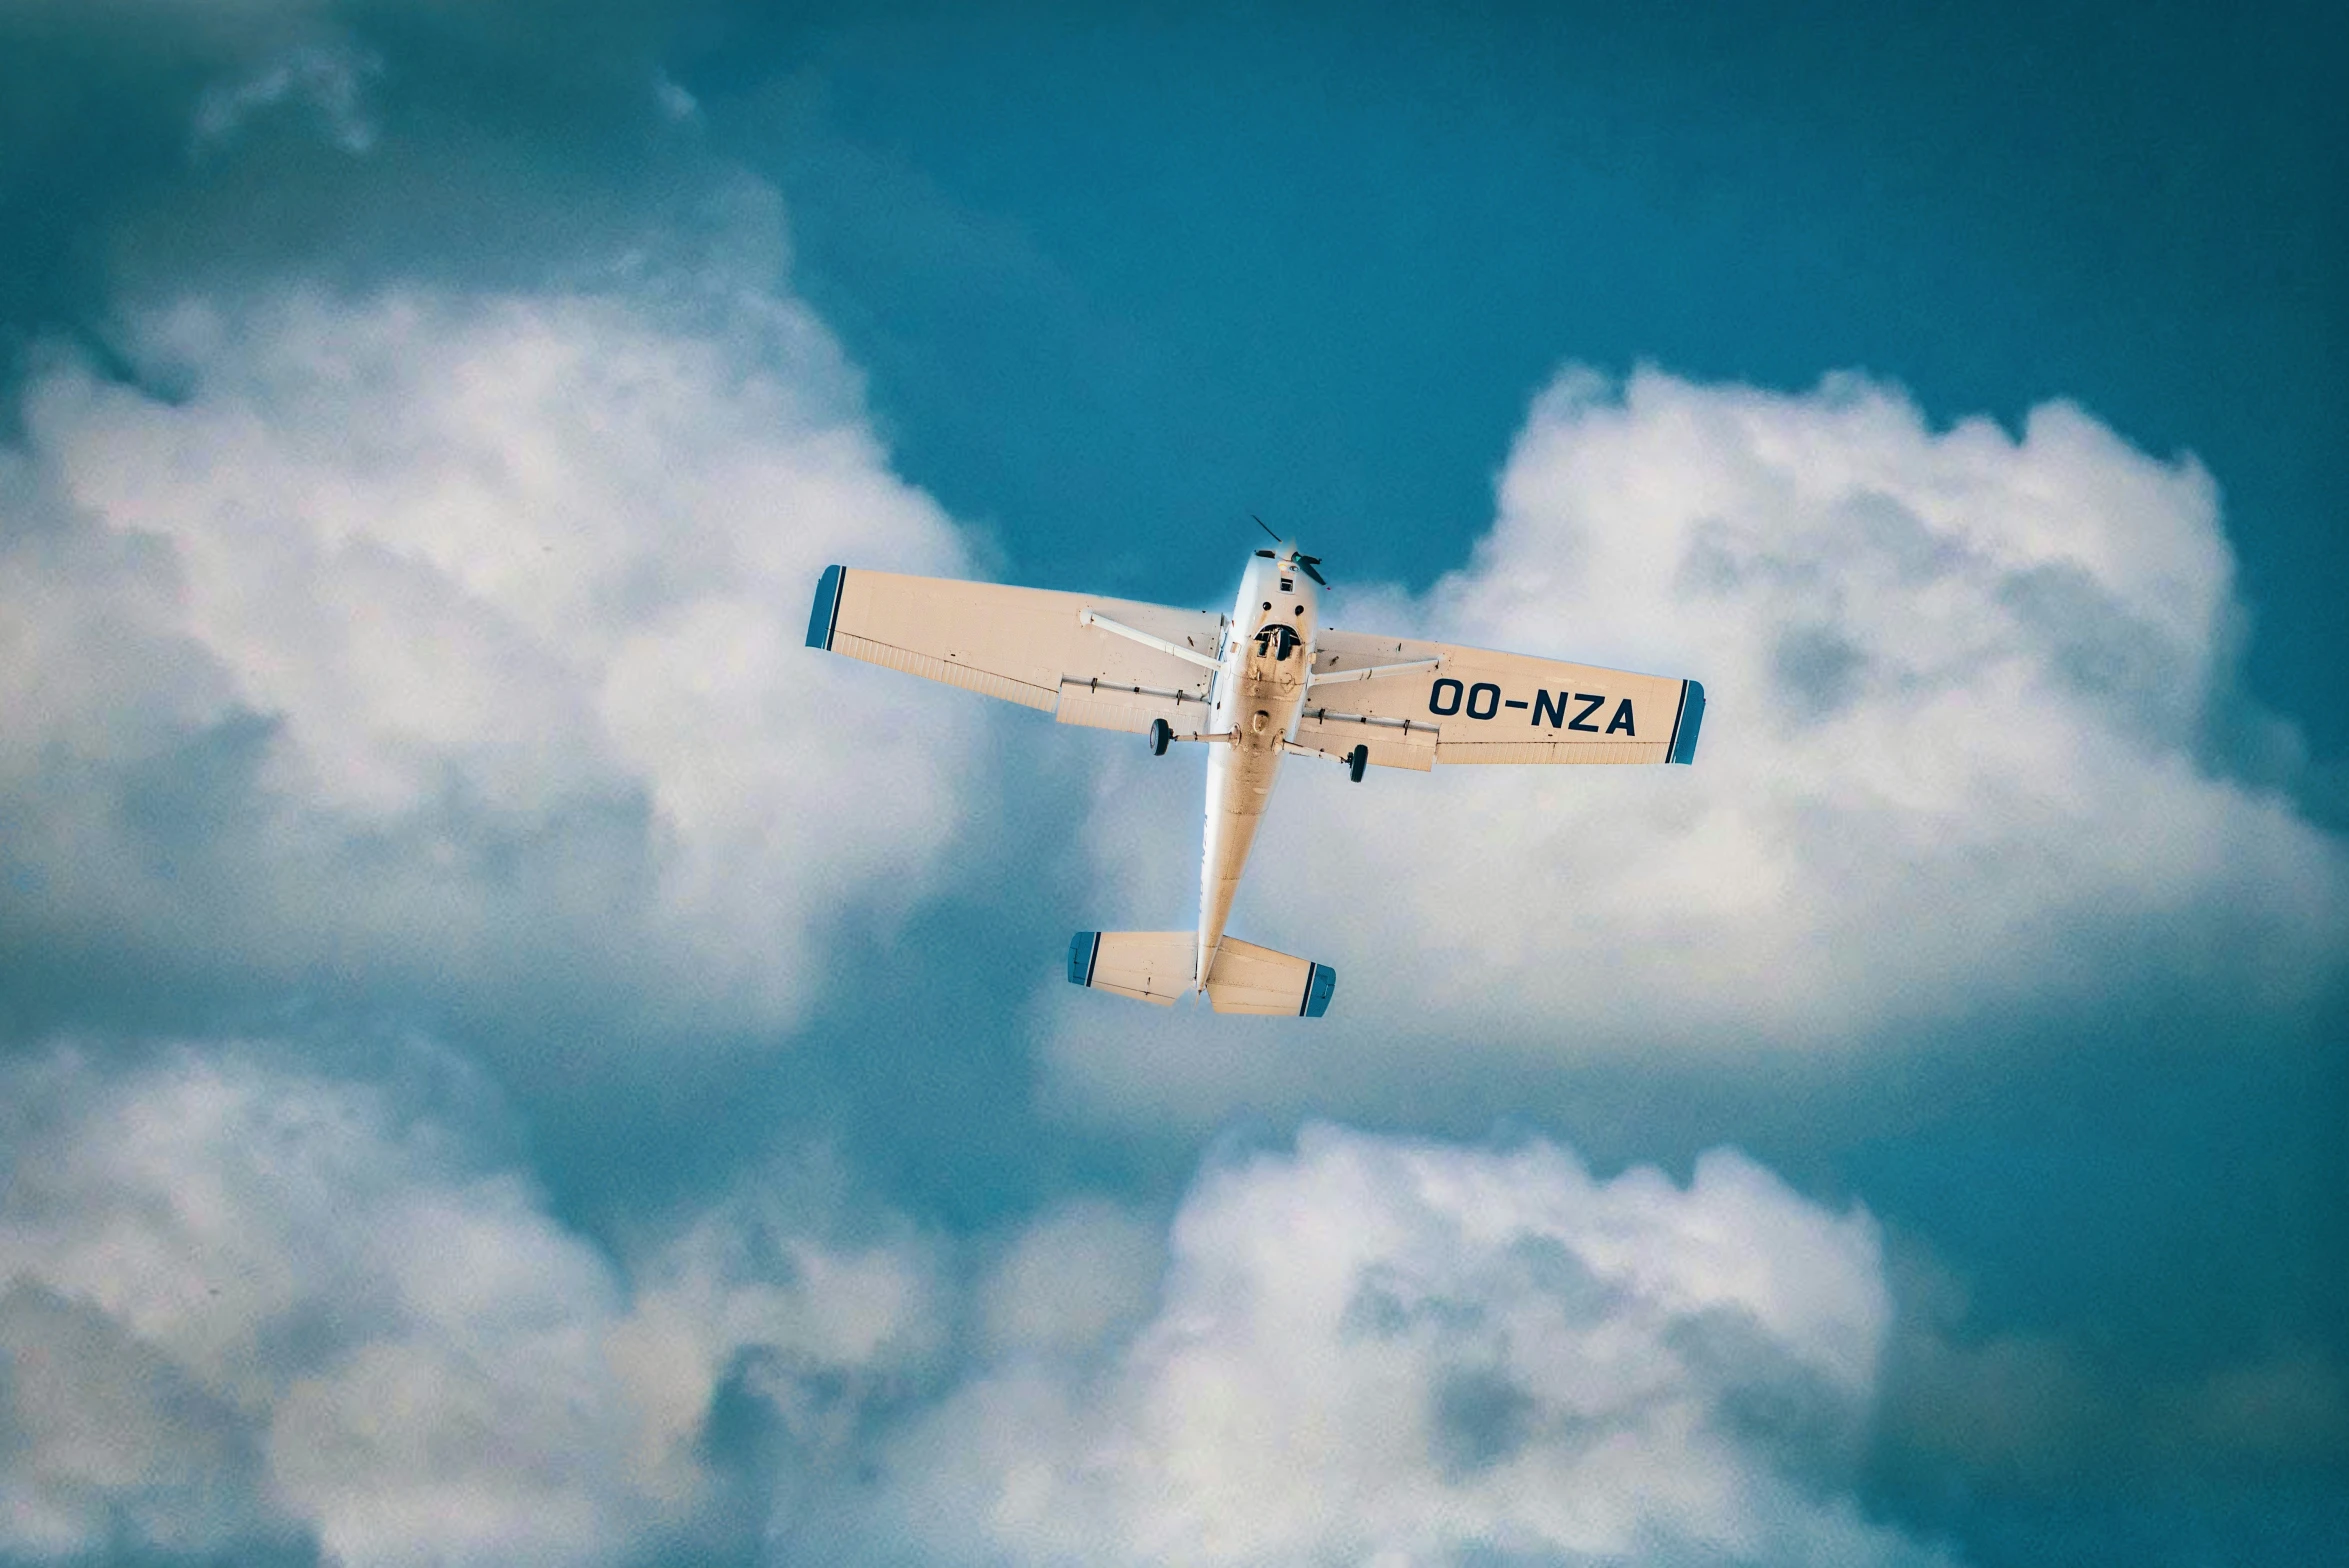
1295,628,1704,768
808,566,1227,734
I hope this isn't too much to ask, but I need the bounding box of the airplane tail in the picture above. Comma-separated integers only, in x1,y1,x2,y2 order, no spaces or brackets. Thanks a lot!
1067,931,1336,1017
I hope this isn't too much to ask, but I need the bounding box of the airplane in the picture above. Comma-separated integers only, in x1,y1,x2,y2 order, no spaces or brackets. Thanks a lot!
806,529,1703,1017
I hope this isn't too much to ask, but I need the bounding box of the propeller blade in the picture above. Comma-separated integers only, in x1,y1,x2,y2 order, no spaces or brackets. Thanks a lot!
1252,516,1327,583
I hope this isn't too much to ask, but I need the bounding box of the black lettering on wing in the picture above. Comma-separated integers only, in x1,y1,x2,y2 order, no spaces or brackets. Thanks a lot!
1569,693,1606,732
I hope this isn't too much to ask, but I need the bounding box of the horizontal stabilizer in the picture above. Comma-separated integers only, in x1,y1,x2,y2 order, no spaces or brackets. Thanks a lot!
1205,936,1336,1016
1065,932,1335,1017
1066,930,1192,1006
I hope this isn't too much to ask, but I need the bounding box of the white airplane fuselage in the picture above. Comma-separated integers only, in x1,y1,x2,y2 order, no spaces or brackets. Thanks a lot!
1198,550,1319,984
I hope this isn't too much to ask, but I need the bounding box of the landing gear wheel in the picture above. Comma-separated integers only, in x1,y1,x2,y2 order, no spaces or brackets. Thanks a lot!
1149,718,1173,757
1347,744,1369,782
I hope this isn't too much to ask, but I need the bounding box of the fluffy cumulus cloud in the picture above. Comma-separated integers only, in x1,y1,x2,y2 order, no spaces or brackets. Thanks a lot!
1049,368,2347,1115
886,1125,1955,1568
0,280,982,1035
0,1041,1959,1568
975,1196,1164,1363
0,1044,940,1565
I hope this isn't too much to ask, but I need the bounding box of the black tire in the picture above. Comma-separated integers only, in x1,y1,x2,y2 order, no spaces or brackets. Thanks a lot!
1150,718,1173,757
1348,744,1369,782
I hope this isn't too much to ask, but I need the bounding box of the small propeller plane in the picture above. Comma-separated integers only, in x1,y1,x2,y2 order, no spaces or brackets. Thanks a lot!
806,528,1703,1017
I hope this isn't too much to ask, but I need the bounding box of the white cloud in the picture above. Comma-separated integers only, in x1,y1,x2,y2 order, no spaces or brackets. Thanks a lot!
0,281,983,1034
0,1044,940,1566
976,1196,1162,1362
1045,367,2347,1121
193,41,384,155
0,1046,1966,1568
885,1125,1956,1568
654,72,701,123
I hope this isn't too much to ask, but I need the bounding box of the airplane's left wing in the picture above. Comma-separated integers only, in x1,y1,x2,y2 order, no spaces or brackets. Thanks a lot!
807,566,1226,732
1295,628,1705,767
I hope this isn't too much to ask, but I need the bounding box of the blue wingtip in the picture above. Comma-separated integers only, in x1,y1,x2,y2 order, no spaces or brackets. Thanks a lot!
1303,963,1337,1018
1067,931,1099,987
1669,680,1706,765
806,564,844,650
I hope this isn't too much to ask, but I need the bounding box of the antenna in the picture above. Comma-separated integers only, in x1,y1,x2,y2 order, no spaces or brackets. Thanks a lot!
1251,514,1282,545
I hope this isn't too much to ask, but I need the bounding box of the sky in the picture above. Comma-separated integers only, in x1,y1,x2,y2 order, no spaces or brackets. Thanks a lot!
0,2,2343,1565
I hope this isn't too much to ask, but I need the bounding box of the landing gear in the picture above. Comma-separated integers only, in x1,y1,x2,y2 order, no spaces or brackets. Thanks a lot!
1149,718,1173,757
1347,744,1369,782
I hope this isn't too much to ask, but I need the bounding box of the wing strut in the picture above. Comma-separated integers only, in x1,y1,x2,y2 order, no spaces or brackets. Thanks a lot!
1079,608,1226,673
1305,656,1441,689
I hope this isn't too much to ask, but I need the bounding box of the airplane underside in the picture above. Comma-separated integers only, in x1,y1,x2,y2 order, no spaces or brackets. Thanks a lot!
804,534,1703,1019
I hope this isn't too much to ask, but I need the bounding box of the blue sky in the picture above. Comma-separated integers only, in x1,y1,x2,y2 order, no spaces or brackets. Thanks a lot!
0,3,2342,1566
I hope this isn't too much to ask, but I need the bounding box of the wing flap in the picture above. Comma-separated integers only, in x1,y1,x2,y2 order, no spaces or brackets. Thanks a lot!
1290,710,1439,771
1055,679,1218,735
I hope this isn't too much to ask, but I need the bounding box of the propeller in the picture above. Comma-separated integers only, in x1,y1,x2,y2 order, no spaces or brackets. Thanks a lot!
1251,515,1329,585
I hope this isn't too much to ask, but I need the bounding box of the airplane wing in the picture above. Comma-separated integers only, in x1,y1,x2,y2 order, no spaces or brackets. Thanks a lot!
1293,628,1705,768
807,566,1226,734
